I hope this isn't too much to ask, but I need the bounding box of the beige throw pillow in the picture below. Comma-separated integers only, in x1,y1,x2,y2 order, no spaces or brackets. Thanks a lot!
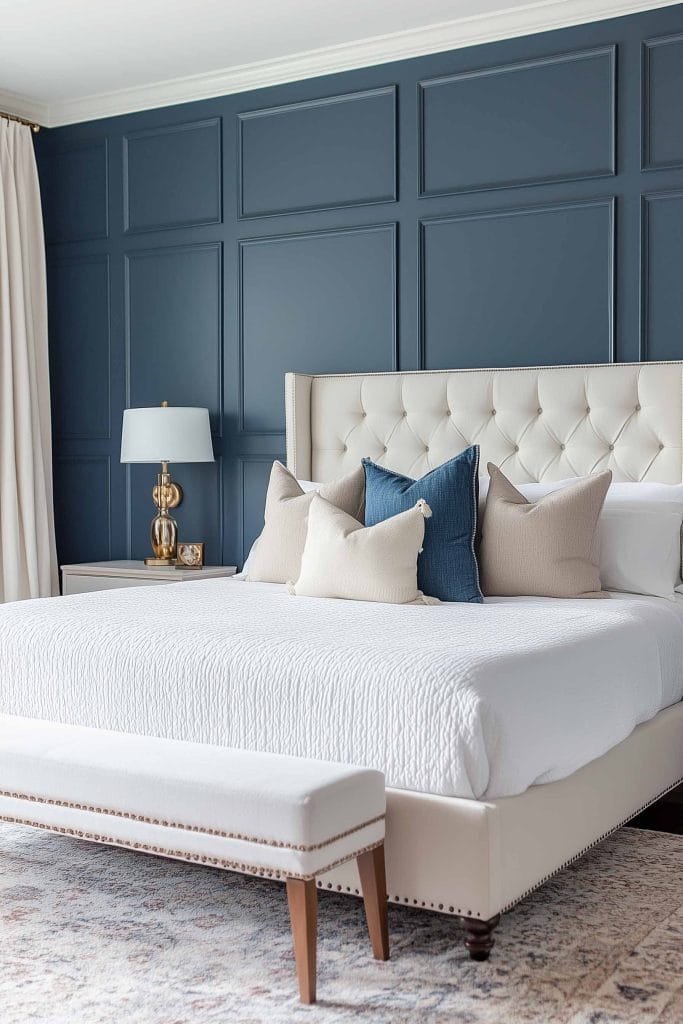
289,495,437,604
479,464,612,598
246,461,365,584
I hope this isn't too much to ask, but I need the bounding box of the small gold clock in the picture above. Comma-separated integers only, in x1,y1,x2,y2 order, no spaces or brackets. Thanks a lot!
175,542,205,569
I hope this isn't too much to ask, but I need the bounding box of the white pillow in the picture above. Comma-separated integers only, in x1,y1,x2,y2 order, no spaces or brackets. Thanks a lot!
479,476,683,600
241,479,321,574
289,495,437,604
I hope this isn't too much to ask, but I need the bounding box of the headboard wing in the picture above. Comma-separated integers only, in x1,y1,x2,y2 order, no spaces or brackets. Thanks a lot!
285,363,683,485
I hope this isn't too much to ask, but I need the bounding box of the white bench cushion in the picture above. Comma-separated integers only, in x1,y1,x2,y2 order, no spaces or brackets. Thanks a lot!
0,716,385,880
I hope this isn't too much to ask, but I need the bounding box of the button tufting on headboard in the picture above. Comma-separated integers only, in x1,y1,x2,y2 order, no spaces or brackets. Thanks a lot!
285,363,683,484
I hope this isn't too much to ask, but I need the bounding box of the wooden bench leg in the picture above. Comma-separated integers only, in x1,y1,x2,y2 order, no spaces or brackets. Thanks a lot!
286,877,317,1004
357,843,389,961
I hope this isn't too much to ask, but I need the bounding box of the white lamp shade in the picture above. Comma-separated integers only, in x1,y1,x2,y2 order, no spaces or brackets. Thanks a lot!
120,407,214,464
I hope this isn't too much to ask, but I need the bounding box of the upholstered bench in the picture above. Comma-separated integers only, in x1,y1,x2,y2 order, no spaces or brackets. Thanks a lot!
0,715,389,1004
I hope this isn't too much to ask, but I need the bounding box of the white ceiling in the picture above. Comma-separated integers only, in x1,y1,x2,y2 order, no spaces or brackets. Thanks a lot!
0,0,677,127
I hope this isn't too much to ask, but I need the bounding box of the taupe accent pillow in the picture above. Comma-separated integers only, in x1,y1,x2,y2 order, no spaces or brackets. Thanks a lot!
246,461,365,584
479,464,612,598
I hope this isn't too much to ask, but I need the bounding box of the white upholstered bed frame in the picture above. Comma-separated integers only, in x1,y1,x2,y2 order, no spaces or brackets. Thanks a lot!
285,361,683,955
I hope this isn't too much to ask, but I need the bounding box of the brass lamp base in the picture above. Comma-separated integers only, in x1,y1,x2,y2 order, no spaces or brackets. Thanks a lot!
146,461,181,565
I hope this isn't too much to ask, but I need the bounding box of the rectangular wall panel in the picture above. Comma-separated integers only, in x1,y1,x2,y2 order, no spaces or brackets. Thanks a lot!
124,119,222,232
641,191,683,360
421,200,614,369
48,256,110,440
419,47,615,196
125,243,222,432
42,140,108,243
642,34,683,170
239,225,396,432
238,87,396,217
54,457,111,566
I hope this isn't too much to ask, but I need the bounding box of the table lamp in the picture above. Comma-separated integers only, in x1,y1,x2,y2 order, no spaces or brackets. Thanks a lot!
120,402,214,566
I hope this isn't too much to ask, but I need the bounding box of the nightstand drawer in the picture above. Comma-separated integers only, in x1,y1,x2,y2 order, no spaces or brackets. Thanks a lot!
62,574,177,596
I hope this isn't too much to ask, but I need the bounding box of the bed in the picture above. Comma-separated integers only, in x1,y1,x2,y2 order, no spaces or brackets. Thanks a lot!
2,360,683,958
286,360,683,952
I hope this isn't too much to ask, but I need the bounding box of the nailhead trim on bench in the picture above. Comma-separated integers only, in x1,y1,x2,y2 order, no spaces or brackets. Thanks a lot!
0,812,384,882
0,789,384,852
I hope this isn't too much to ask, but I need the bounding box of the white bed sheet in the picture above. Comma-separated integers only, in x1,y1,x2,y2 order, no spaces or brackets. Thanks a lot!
1,579,681,799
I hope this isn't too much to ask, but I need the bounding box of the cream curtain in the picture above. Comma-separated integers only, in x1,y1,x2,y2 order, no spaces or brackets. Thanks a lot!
0,117,57,601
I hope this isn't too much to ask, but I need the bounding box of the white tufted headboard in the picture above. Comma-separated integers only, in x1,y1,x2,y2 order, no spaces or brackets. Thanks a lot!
285,362,683,485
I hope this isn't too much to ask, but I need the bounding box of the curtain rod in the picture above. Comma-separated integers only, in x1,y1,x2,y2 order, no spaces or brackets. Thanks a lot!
0,110,41,133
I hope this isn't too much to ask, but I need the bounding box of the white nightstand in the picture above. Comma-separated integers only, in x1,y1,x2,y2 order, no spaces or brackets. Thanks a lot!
61,560,238,596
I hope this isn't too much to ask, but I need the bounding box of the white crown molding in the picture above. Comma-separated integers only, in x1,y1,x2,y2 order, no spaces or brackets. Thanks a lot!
0,87,49,127
1,0,680,128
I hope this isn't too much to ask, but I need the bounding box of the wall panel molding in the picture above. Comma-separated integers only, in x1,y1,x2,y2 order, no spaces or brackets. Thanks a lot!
237,223,397,433
123,241,223,434
238,86,396,218
640,189,683,360
48,254,111,441
642,33,683,172
419,197,615,369
54,456,112,563
123,117,222,233
418,46,615,198
42,138,109,244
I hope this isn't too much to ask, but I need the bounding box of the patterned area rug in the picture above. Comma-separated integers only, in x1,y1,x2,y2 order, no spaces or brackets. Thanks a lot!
0,825,681,1024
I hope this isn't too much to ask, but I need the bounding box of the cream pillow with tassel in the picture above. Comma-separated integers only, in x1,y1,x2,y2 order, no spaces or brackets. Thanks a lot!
289,495,438,604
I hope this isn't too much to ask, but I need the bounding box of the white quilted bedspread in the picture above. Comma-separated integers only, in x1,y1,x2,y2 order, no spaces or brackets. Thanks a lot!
1,579,682,799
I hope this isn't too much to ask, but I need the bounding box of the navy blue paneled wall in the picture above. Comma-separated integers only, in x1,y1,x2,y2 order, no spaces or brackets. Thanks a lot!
37,4,683,568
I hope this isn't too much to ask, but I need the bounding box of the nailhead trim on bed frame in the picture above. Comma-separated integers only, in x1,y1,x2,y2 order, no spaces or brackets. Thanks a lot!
0,812,384,882
316,776,683,916
496,774,683,915
0,789,384,852
357,775,683,918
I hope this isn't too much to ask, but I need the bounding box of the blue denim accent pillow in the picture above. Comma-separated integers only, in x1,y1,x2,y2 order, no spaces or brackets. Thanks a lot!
362,447,482,603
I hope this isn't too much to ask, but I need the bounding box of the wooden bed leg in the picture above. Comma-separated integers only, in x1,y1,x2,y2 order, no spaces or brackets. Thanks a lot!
357,843,390,961
286,878,318,1004
461,914,501,961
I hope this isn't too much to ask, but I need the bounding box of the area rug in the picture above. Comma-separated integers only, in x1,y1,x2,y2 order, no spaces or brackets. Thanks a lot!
0,825,681,1024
